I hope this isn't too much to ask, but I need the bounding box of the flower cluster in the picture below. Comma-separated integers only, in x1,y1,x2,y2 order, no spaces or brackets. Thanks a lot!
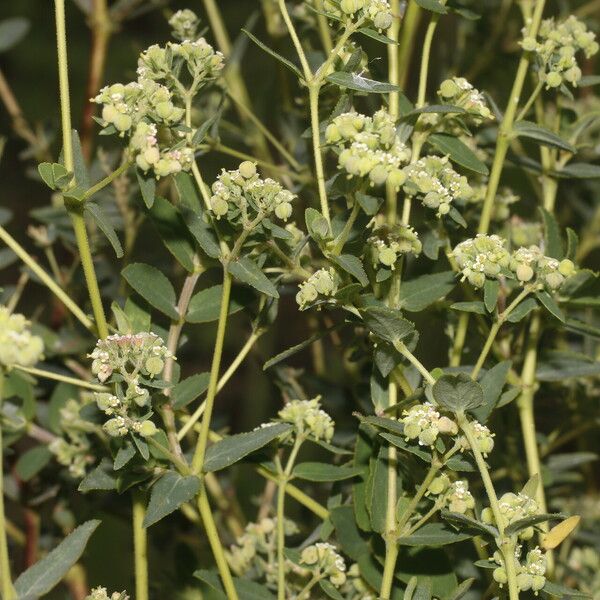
168,9,200,41
324,0,393,30
368,224,422,270
403,155,474,217
438,77,493,122
453,234,511,288
427,475,475,514
85,588,129,600
88,333,170,438
482,492,539,540
209,162,296,223
278,397,335,442
301,542,347,587
493,546,547,594
0,306,44,368
510,246,576,290
49,435,91,479
460,420,495,457
522,16,599,88
326,110,411,189
296,268,338,310
92,10,224,178
228,517,281,576
401,402,458,447
89,332,172,383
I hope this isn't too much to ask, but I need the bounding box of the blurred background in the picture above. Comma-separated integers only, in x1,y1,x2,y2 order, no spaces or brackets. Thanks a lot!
0,1,599,597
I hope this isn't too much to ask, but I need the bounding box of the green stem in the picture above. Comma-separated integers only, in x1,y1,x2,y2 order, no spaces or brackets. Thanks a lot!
191,270,232,474
177,329,264,441
394,342,436,385
197,486,239,600
471,287,532,380
331,201,360,255
55,0,109,339
12,365,108,391
459,415,520,600
396,1,422,91
478,0,547,234
82,160,130,201
308,84,331,228
70,210,109,339
450,312,469,367
297,574,323,600
277,436,304,600
277,0,313,81
0,370,17,600
314,0,334,54
0,225,93,331
132,491,149,600
515,79,544,123
256,466,329,520
416,9,443,109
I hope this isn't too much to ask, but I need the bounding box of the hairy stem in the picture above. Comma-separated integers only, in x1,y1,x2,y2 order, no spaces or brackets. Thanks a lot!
478,0,547,234
396,1,422,91
277,436,303,600
132,491,149,600
191,270,232,473
54,0,109,339
0,371,17,600
459,415,520,600
197,487,239,600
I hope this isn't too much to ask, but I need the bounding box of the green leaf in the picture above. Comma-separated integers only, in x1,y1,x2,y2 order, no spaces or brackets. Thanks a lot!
114,442,137,470
483,279,499,313
15,446,52,481
506,297,537,322
263,325,342,370
194,570,277,600
292,462,363,482
448,579,476,600
579,75,600,87
564,317,600,339
428,133,489,175
472,360,511,422
85,202,124,258
451,301,486,315
542,581,590,597
174,171,202,212
203,423,292,472
0,18,30,53
399,271,456,312
380,432,431,462
414,0,448,13
14,520,101,598
432,373,484,413
539,207,563,259
171,372,210,409
147,197,196,272
361,305,415,345
186,284,250,323
326,71,400,93
536,291,564,322
441,510,498,538
505,513,563,537
356,192,383,215
556,162,600,179
136,169,156,208
357,27,398,44
143,471,201,527
228,257,279,298
305,207,330,240
319,579,345,600
180,206,221,259
122,263,179,320
330,254,368,286
242,29,304,80
513,121,576,153
78,458,117,492
401,105,466,119
537,351,600,381
398,522,472,546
